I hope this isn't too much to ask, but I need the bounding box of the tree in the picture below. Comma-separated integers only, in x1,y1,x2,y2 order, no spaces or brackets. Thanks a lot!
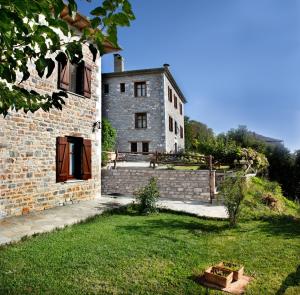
102,118,117,166
184,116,214,151
265,145,295,198
219,172,247,226
0,0,135,116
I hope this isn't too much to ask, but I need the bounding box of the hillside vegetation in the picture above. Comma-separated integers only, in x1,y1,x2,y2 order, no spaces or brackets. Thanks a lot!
241,177,300,220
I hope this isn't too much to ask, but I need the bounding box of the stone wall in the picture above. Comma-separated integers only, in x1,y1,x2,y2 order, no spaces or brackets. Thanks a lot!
163,75,185,152
102,67,185,153
101,168,211,201
0,44,101,218
102,72,166,153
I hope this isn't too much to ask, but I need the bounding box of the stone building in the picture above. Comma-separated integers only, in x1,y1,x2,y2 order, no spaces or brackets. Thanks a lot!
0,10,116,218
102,55,186,153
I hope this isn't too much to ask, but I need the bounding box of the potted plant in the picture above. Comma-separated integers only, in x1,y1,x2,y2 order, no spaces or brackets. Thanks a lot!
204,266,233,288
216,261,244,281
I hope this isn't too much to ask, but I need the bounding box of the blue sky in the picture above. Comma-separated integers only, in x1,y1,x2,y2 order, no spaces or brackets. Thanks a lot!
79,0,300,152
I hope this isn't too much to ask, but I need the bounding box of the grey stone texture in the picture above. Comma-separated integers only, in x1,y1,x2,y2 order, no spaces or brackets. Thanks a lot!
102,67,185,153
0,44,102,218
101,168,211,201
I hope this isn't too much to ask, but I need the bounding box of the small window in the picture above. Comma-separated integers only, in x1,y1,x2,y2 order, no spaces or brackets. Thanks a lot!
180,103,183,115
131,142,137,153
58,60,91,98
120,83,125,93
175,121,178,135
56,137,92,182
134,82,147,97
174,95,178,109
104,84,109,94
69,63,84,95
168,87,172,102
135,113,147,129
169,116,173,132
180,126,183,138
142,142,149,154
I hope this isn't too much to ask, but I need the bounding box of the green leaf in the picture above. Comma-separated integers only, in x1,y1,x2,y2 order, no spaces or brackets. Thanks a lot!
91,6,107,16
89,44,98,62
35,57,48,78
46,58,55,78
90,17,102,29
68,0,77,16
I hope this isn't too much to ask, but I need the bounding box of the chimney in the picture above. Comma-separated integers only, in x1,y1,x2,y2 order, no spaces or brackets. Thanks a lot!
114,54,124,72
163,63,170,69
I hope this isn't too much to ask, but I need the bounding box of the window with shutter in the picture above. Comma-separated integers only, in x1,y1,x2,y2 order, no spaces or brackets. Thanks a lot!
83,64,92,98
58,61,70,91
174,95,178,109
169,116,173,132
58,60,92,98
56,136,92,182
82,139,92,180
56,137,69,182
180,126,184,138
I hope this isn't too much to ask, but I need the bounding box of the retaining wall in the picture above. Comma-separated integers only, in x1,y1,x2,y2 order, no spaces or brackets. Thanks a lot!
101,168,211,202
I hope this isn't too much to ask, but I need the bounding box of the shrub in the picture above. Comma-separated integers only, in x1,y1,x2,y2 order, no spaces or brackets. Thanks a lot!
219,173,247,226
135,177,160,214
241,177,300,220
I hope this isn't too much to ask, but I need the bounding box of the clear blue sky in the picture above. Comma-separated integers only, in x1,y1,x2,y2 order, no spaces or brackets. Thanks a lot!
79,0,300,152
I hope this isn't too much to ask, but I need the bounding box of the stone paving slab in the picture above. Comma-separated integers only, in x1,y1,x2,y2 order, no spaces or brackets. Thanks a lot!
0,196,133,246
0,195,227,246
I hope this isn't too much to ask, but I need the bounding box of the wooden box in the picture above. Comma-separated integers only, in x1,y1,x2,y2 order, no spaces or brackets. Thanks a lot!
204,266,233,288
217,262,244,281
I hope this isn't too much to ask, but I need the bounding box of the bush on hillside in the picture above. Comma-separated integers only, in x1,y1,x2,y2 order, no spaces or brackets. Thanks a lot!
219,172,248,226
241,177,300,220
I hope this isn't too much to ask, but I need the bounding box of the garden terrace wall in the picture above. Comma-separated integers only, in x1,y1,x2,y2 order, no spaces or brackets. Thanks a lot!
101,168,211,201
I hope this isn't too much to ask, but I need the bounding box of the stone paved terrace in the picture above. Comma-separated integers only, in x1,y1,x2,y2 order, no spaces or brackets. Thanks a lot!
0,196,227,246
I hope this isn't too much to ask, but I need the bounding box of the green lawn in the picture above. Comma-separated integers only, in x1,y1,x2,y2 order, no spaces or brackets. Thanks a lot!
0,208,299,295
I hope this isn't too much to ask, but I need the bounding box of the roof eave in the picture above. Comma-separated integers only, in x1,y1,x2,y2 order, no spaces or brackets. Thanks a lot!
60,6,120,54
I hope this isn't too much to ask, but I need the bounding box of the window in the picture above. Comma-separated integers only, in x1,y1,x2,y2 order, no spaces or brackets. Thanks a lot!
174,95,178,109
175,121,178,135
120,83,125,93
131,142,137,153
134,82,147,97
56,137,92,182
180,126,184,138
168,87,172,102
135,113,147,129
104,84,109,94
179,103,183,115
169,116,173,132
142,142,149,154
58,60,92,98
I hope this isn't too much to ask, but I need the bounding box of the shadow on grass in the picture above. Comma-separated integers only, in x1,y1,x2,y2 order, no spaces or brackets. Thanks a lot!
113,209,230,238
276,264,300,295
255,215,300,238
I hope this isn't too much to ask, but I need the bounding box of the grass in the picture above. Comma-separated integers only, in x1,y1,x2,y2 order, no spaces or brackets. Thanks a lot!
0,206,299,294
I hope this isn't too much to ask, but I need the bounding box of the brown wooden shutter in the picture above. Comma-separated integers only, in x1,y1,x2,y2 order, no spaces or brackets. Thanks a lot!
82,139,92,180
58,61,70,90
83,64,92,98
56,137,69,182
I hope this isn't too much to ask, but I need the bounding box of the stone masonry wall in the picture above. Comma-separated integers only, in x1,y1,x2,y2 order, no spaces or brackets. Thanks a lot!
102,168,211,201
0,44,101,218
102,73,166,153
163,74,185,152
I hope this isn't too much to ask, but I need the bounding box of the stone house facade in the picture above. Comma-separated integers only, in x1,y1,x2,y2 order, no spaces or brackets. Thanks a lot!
102,55,186,153
0,11,116,218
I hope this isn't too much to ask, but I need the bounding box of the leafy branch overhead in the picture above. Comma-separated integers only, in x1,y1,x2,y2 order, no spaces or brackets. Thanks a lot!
0,0,135,116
